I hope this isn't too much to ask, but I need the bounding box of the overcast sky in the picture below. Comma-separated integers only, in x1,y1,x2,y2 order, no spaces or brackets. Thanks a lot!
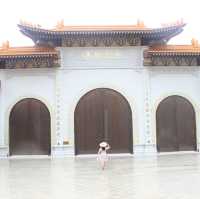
0,0,199,46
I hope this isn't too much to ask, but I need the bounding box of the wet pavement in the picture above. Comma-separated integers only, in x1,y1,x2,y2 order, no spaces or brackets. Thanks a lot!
0,154,200,199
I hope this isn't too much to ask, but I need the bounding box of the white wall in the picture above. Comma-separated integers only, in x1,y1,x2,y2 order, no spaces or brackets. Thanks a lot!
55,46,148,154
149,67,200,148
1,69,56,147
0,70,5,146
1,46,200,156
60,47,144,69
56,69,146,148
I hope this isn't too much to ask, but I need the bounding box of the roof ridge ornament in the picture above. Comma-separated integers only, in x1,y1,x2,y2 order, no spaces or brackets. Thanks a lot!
2,40,10,50
19,20,41,28
161,18,185,27
56,19,64,29
191,38,199,48
136,19,145,28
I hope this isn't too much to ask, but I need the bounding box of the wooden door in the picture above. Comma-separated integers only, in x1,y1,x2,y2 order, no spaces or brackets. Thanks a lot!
176,97,196,151
156,96,196,152
9,98,51,155
75,91,104,154
74,88,133,154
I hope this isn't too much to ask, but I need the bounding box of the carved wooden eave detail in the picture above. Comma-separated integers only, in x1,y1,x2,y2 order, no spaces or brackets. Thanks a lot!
144,43,200,66
17,21,186,47
0,46,60,69
144,54,199,66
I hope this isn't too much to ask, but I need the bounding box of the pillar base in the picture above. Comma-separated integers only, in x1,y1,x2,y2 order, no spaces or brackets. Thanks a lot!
133,144,157,156
52,145,74,157
0,146,9,158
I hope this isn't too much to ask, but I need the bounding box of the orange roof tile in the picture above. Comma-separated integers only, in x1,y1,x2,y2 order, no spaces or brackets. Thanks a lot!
149,45,200,54
20,19,150,31
0,46,58,57
19,19,185,32
52,25,150,31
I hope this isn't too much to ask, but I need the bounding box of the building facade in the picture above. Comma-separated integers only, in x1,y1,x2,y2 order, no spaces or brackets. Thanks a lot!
0,20,200,157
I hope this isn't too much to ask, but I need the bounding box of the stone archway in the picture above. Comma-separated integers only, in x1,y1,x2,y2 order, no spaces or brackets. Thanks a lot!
156,95,197,152
9,98,51,155
74,88,133,154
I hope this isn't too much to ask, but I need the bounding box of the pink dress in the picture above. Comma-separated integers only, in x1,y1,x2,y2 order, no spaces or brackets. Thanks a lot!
98,148,108,162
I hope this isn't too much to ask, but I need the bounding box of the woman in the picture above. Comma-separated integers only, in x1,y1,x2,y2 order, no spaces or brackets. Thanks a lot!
97,141,110,170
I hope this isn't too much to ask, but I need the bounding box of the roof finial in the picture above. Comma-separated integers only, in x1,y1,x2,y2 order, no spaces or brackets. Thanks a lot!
161,19,185,27
2,40,10,49
137,19,145,27
175,18,185,26
56,19,64,29
191,38,199,47
19,19,41,28
179,18,184,25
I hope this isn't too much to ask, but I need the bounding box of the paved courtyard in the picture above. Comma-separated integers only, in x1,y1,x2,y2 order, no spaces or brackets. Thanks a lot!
1,154,200,199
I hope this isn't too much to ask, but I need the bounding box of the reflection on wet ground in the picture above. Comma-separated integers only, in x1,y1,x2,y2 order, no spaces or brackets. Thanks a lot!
0,154,200,199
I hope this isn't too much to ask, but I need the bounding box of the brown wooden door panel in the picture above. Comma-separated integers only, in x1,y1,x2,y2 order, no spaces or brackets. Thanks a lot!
175,96,197,151
157,97,178,152
103,89,132,153
9,98,51,155
157,96,196,152
75,90,104,154
75,88,133,154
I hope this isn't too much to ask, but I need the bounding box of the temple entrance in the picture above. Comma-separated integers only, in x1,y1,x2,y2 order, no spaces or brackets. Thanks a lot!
74,88,133,155
156,95,197,152
9,98,51,155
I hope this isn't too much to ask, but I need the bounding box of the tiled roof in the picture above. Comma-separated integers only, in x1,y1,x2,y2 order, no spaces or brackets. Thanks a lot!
148,40,200,55
52,25,150,31
0,42,60,69
19,19,149,31
18,23,185,34
0,44,58,58
17,20,186,47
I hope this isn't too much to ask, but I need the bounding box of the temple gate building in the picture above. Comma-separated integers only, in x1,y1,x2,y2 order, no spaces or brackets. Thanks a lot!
0,20,200,157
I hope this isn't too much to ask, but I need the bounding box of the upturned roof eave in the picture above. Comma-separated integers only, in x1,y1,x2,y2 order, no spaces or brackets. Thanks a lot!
0,46,59,58
17,23,186,36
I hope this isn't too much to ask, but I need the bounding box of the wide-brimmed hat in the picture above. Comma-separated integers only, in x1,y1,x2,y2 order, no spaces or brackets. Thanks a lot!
99,141,108,147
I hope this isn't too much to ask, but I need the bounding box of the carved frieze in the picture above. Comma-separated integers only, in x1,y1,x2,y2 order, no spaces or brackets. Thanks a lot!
62,36,142,47
103,37,114,46
144,55,199,66
1,57,60,69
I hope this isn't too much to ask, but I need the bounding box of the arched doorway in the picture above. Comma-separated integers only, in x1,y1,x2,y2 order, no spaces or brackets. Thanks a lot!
74,88,133,155
156,95,197,152
9,98,51,155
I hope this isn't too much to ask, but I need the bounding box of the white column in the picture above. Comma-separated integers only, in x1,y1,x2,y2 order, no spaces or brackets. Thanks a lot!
0,72,8,156
55,70,63,145
0,73,5,146
143,68,156,154
53,49,74,156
